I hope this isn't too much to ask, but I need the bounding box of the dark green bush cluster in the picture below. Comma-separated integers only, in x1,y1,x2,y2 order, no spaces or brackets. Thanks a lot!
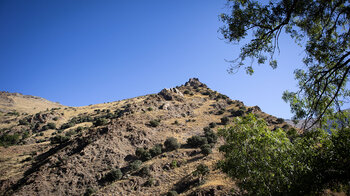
164,137,180,151
129,160,142,172
42,122,56,131
167,191,178,196
60,122,75,130
0,133,20,146
83,188,96,196
220,117,230,125
101,168,123,183
148,119,161,127
187,136,208,148
139,165,151,177
231,109,245,117
186,127,217,156
50,135,70,144
19,118,30,125
215,93,228,100
209,122,217,128
69,115,94,124
136,143,163,161
216,109,225,115
93,117,108,127
183,90,190,94
276,118,285,124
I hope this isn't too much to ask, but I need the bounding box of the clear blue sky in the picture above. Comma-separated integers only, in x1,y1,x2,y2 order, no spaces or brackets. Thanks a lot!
1,0,306,119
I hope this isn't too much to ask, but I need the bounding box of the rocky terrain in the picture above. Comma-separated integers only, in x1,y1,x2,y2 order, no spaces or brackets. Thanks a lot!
0,78,293,196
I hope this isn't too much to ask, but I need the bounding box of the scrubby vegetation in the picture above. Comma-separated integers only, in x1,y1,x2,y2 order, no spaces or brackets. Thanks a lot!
164,137,180,151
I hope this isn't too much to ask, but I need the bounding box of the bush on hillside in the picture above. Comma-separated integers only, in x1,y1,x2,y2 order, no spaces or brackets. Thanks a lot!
164,137,180,151
102,168,123,183
93,118,108,127
186,135,208,148
220,117,230,125
148,119,160,127
200,144,212,156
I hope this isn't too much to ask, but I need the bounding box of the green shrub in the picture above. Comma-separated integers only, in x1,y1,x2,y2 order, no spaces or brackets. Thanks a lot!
53,117,59,121
50,135,70,144
102,168,123,182
216,110,225,115
276,118,285,124
167,191,178,196
149,119,160,127
183,90,190,94
139,165,151,177
19,119,30,125
231,109,245,117
204,128,218,144
47,122,56,129
84,187,96,196
129,160,142,172
65,130,76,137
209,122,217,128
0,133,20,146
147,107,153,111
93,118,108,127
149,144,163,157
135,147,152,161
186,135,208,148
193,164,210,184
200,144,212,156
60,122,75,130
164,137,180,151
143,177,154,187
220,117,230,125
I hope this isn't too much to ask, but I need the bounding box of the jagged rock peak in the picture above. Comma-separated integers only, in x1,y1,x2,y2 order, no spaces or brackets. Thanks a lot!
185,78,207,88
158,88,183,101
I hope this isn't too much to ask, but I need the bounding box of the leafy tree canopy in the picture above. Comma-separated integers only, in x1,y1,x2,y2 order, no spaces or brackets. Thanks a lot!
220,0,350,129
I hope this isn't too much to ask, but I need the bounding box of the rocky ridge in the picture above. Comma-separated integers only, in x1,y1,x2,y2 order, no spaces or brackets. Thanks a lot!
0,78,292,196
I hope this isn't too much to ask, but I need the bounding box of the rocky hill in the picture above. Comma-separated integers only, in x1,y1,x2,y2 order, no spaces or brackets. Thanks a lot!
0,78,293,196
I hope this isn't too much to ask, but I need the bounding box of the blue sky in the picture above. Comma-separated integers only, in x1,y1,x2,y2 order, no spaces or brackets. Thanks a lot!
0,0,306,119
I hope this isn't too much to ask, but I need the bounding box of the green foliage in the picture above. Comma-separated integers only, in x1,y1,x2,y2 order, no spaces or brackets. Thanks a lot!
60,122,75,130
166,191,178,196
220,0,350,129
84,187,96,196
193,164,210,185
186,135,207,148
147,107,153,111
218,114,300,194
0,133,20,146
200,144,212,156
203,128,218,145
148,119,160,127
220,116,229,125
164,137,180,151
149,143,163,157
93,118,108,127
129,160,142,172
139,165,151,177
143,177,154,187
230,109,244,117
183,90,190,94
209,122,216,128
217,113,350,194
47,122,56,129
102,168,123,183
135,147,152,161
50,135,70,145
19,118,30,125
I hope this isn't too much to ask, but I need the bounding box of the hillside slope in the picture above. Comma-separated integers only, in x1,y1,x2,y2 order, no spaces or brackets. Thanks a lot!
0,78,292,196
